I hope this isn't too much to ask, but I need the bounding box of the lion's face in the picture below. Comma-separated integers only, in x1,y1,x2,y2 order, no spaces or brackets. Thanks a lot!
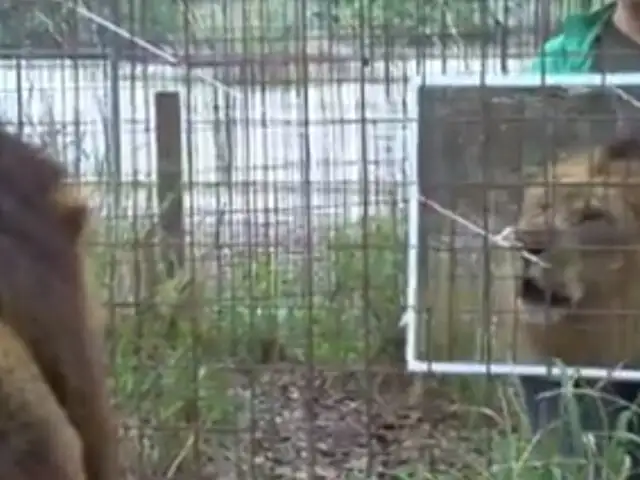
514,150,640,328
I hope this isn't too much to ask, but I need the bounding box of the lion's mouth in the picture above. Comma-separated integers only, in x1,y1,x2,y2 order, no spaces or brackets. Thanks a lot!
519,277,573,308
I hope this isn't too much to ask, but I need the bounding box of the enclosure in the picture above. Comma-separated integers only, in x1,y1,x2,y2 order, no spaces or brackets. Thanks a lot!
4,0,640,478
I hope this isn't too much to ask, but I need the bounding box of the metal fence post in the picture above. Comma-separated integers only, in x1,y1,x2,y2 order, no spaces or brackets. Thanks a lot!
154,91,185,278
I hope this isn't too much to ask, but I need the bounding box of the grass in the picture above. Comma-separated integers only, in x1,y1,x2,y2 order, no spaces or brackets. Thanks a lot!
86,183,413,475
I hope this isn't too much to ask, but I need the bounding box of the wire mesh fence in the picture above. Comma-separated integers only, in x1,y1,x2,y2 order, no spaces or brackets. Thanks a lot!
4,0,639,478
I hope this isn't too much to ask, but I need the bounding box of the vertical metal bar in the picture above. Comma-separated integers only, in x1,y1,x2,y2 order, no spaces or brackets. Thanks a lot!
299,0,317,476
416,85,446,361
479,1,494,469
536,0,551,49
107,5,122,198
70,0,82,178
15,49,23,136
181,0,202,470
358,0,373,474
104,0,125,467
237,0,257,475
440,5,447,74
500,0,509,74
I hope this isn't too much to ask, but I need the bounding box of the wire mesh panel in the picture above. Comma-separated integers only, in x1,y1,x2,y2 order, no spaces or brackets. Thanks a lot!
411,72,640,380
4,0,638,477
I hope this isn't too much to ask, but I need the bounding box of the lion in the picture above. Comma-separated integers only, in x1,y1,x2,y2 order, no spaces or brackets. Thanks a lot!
512,135,640,367
0,322,86,479
0,128,117,479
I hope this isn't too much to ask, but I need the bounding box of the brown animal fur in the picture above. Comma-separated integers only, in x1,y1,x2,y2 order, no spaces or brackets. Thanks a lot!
514,135,640,366
0,129,117,479
0,323,85,479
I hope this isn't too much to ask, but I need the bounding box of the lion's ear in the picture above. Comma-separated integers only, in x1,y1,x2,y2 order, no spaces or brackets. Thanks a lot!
52,186,89,242
602,136,640,161
58,203,89,242
590,135,640,178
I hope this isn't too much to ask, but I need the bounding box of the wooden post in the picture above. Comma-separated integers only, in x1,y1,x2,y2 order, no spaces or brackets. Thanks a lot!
154,91,185,278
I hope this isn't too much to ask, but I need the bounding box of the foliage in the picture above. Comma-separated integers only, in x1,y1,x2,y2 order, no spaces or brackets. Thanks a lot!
0,0,608,49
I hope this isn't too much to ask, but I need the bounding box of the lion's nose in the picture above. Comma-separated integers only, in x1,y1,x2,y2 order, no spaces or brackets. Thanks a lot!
514,228,554,256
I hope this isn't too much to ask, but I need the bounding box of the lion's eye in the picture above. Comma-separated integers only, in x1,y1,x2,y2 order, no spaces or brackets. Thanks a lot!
578,208,609,223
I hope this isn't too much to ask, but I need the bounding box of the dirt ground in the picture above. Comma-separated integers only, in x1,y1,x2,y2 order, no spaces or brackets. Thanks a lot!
209,365,500,479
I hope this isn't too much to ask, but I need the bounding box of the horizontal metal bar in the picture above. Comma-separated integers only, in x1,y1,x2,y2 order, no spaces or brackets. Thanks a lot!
419,72,640,88
407,360,640,381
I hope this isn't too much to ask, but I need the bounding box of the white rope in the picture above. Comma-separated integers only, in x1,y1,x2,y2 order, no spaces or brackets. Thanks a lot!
419,196,549,268
71,3,242,100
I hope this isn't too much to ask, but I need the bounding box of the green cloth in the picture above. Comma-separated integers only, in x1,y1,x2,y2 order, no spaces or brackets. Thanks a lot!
531,3,615,73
